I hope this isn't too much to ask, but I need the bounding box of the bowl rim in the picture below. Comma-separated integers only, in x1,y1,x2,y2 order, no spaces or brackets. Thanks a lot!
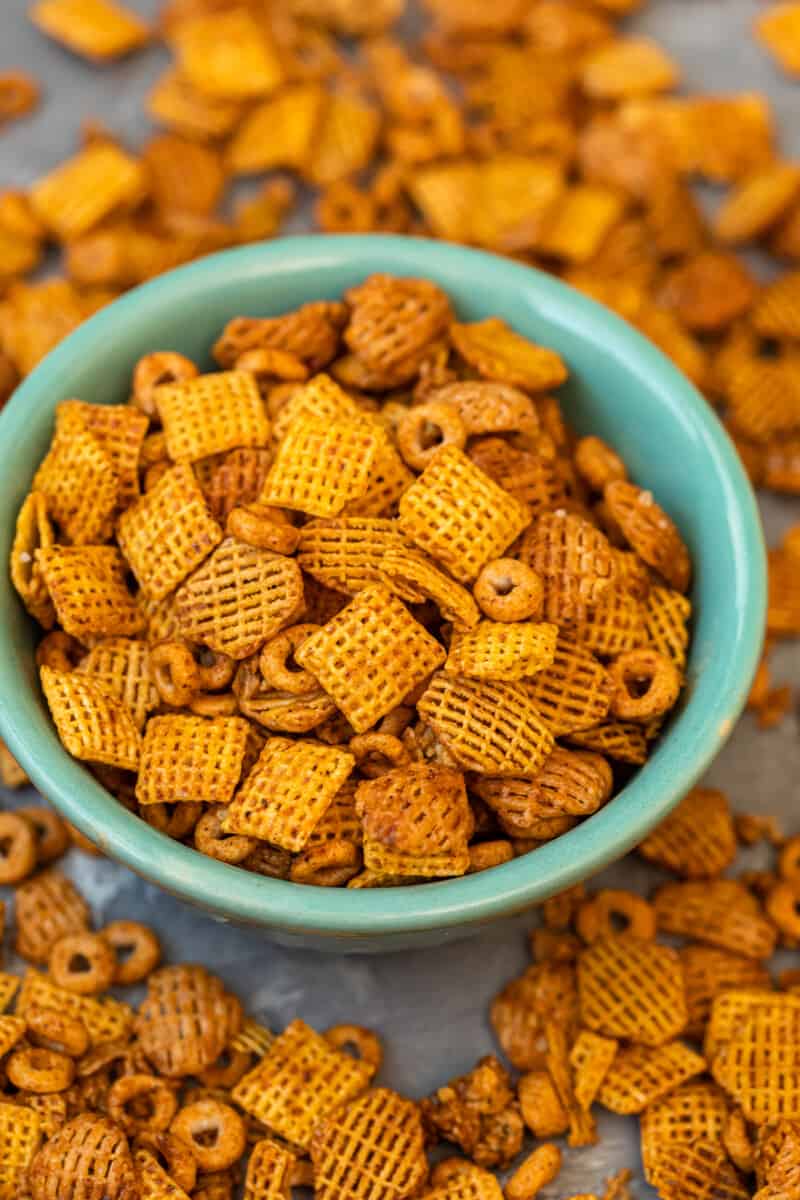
0,234,766,937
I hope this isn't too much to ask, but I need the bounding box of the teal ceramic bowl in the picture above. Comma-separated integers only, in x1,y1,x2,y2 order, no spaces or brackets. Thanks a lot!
0,236,765,953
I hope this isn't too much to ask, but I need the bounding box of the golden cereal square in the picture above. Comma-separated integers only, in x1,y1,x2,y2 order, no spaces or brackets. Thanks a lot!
261,416,387,518
363,838,470,879
117,463,224,601
297,517,407,596
397,446,530,583
417,673,554,777
156,371,270,464
136,714,250,805
30,143,147,241
59,400,148,509
232,1019,373,1149
0,1100,41,1200
17,968,133,1045
78,637,159,729
10,491,56,629
32,408,118,545
37,545,144,641
175,537,305,659
223,737,354,851
41,664,142,771
445,620,558,681
30,0,150,61
311,1087,428,1200
578,935,688,1046
271,373,358,443
170,9,284,100
244,1139,296,1200
598,1041,707,1115
342,440,415,518
134,1148,192,1200
147,67,245,141
294,585,446,733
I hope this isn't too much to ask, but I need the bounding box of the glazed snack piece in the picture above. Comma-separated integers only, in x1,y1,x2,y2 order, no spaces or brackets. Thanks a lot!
15,278,692,888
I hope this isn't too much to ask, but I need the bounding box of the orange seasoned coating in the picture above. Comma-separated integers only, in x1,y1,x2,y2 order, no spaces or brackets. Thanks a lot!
135,964,240,1079
136,714,249,806
711,998,800,1124
32,407,118,546
474,748,612,835
222,737,354,851
30,0,150,61
297,517,407,596
344,274,453,384
156,372,270,465
604,481,691,592
233,1018,373,1150
398,447,530,584
59,401,148,511
639,1080,730,1177
597,1041,707,1114
30,143,146,242
175,537,304,659
117,463,223,601
38,546,143,642
379,546,480,629
169,9,283,100
17,967,133,1044
638,787,737,878
295,585,445,733
578,935,687,1046
643,586,692,673
654,879,778,959
445,620,558,682
450,320,567,392
490,961,579,1071
261,416,387,518
40,664,142,772
522,634,612,737
9,491,56,629
680,945,772,1039
517,513,617,624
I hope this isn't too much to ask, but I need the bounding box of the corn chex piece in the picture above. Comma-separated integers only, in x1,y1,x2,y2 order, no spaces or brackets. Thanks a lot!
570,1031,619,1109
604,480,691,593
645,1140,748,1200
539,184,627,263
361,838,469,879
156,371,270,464
517,512,617,623
10,491,56,628
30,0,150,61
715,162,800,244
728,359,800,443
468,438,564,514
522,634,612,736
704,990,800,1063
175,537,304,659
261,416,386,518
33,408,117,545
297,517,407,596
474,747,612,834
135,964,239,1077
0,1100,41,1200
654,880,777,959
639,1080,730,1179
417,673,554,777
37,546,143,641
134,1147,191,1200
136,714,249,806
344,275,453,383
41,664,141,771
422,1165,503,1200
398,447,530,583
271,373,359,443
170,10,283,100
29,1114,137,1200
223,737,354,852
59,400,148,510
644,585,692,673
21,1094,66,1142
638,787,737,878
578,935,687,1046
117,463,224,601
228,82,326,175
244,1139,295,1200
232,1019,374,1150
598,1041,706,1114
568,720,648,764
305,92,381,187
753,270,800,339
681,946,771,1040
295,585,445,733
30,143,146,241
311,1087,428,1200
712,1003,800,1124
379,546,479,629
147,67,245,141
0,1016,26,1059
357,762,472,863
18,968,133,1044
446,620,558,681
198,447,273,523
13,870,89,965
344,439,415,518
213,305,347,373
569,588,647,657
77,637,158,729
450,319,568,392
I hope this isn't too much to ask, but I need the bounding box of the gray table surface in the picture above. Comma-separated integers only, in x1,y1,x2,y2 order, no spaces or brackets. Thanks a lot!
2,2,800,1194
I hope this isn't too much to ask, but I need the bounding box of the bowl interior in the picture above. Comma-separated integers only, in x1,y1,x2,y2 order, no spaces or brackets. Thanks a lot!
0,235,766,946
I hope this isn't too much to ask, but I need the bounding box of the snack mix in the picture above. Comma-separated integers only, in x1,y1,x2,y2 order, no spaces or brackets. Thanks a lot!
5,1,800,1197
